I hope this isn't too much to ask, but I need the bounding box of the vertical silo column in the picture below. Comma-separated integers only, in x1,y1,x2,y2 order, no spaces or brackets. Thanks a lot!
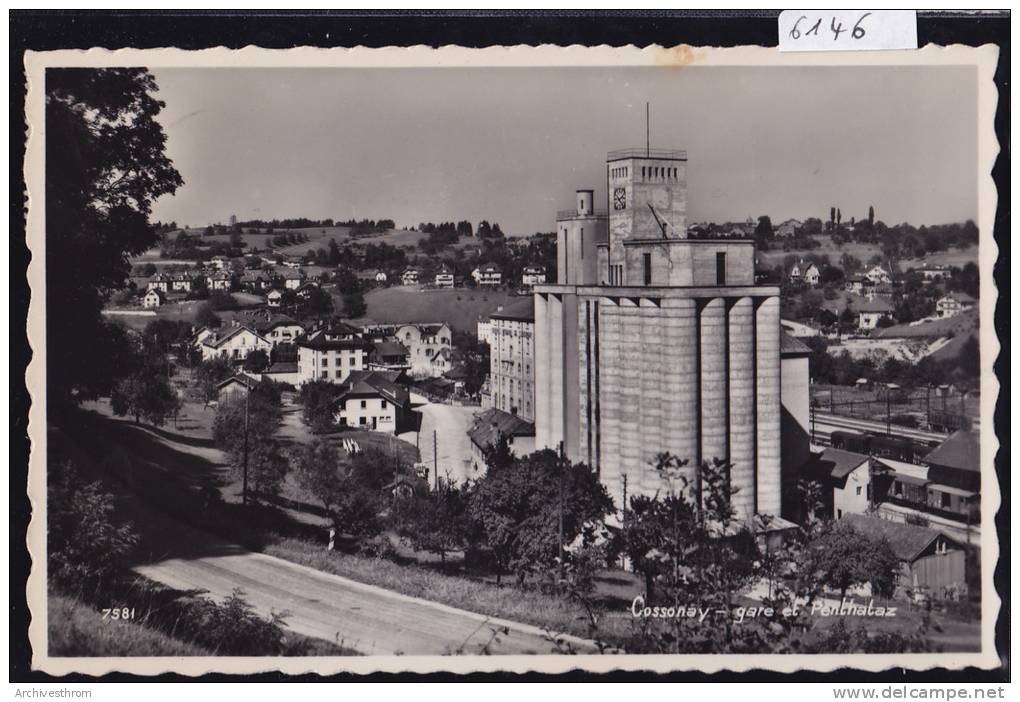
700,298,729,477
728,297,756,524
639,299,664,492
598,300,623,499
617,299,645,495
562,293,581,462
578,299,591,465
662,297,699,500
534,293,549,447
755,296,782,517
548,294,565,449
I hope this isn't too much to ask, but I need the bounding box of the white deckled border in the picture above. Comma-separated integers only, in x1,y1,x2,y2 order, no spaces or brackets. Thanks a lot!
22,42,1002,677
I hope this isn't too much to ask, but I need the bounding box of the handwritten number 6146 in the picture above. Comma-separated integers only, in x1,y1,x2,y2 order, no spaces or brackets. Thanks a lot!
790,13,872,41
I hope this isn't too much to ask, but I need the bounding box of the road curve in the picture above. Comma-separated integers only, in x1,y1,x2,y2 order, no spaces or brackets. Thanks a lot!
135,549,595,656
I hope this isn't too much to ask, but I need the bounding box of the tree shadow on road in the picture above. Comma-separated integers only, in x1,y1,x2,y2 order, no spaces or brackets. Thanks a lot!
49,409,327,567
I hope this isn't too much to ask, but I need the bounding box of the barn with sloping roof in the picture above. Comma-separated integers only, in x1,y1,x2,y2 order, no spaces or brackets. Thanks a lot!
467,407,535,471
841,513,967,600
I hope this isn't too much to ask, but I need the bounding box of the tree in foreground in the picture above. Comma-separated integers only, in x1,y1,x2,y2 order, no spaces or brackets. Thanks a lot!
468,439,615,587
194,357,235,406
618,455,930,654
48,461,138,597
110,369,181,427
243,436,289,501
46,68,183,406
296,379,341,433
803,519,902,601
293,438,383,538
212,380,282,454
212,381,285,502
393,478,469,564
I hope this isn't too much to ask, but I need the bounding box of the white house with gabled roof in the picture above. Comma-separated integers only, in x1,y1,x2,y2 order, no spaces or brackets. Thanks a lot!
197,324,272,362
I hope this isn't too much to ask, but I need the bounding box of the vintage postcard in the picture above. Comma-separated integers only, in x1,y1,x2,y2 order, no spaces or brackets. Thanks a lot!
23,43,1002,676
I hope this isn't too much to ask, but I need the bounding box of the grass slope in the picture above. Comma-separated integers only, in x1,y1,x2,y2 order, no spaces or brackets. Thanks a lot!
875,308,978,339
356,286,520,332
49,592,210,657
264,537,622,646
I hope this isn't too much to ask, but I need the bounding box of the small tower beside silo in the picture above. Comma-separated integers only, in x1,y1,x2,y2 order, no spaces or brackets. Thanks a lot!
556,189,608,286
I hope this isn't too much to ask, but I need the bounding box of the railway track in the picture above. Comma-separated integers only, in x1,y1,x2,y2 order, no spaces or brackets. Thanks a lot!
810,412,949,446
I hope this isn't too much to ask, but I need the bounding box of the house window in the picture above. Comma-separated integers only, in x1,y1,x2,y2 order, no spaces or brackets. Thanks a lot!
360,400,367,409
836,509,842,519
335,370,342,378
856,486,862,496
320,370,327,378
380,400,387,409
941,492,951,508
643,253,652,286
716,252,726,285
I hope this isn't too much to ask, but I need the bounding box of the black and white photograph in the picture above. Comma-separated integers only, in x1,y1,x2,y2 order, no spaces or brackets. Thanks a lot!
18,36,1003,680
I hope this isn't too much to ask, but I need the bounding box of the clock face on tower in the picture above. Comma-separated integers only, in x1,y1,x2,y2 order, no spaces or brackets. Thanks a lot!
613,187,626,210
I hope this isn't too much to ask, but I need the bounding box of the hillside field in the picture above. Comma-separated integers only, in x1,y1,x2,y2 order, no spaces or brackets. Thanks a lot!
104,296,264,332
757,235,978,272
910,248,981,269
875,308,978,339
158,226,424,255
354,286,521,332
758,236,884,269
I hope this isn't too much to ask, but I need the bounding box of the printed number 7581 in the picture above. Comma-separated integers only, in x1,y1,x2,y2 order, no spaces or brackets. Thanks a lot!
101,607,136,620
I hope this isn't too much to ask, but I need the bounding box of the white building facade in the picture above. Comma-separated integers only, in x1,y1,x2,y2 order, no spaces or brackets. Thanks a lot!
488,298,536,423
394,323,453,377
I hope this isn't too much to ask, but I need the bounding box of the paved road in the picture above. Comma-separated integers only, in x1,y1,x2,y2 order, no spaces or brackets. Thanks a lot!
401,401,480,486
81,406,590,656
136,547,591,656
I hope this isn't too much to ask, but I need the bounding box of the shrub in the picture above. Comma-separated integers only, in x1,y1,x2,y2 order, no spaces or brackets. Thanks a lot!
48,462,138,596
296,379,341,433
176,589,288,655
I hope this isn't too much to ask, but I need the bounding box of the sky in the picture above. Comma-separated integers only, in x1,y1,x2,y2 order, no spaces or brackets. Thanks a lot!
149,65,978,235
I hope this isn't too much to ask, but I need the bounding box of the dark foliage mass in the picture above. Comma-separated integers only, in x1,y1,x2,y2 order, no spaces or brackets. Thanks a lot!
46,68,183,405
48,461,139,596
293,439,386,538
469,440,615,586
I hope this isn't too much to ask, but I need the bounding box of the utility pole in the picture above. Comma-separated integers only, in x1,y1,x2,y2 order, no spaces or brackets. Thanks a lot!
558,441,565,583
886,388,892,436
926,386,931,427
242,385,250,506
433,429,438,491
